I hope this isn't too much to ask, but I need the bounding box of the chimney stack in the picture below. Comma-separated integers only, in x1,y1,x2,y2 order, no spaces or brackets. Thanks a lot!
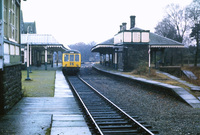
120,25,123,31
130,16,136,29
122,22,127,31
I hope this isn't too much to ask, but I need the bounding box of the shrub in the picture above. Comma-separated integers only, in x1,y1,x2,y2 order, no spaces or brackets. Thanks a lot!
132,61,157,77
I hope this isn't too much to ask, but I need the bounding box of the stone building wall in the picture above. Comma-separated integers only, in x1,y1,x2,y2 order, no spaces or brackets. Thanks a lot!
115,45,149,71
126,45,149,71
117,48,124,71
0,64,22,114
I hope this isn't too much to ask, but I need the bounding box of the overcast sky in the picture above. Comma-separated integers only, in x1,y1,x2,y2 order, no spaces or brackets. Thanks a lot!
21,0,192,46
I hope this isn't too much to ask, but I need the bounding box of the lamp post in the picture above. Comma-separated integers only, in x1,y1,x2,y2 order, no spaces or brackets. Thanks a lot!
148,45,151,75
29,42,32,73
25,26,32,80
28,26,32,73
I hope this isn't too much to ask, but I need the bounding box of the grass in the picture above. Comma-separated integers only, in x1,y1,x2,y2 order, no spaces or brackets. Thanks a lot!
124,65,200,97
95,63,199,88
125,68,188,85
21,70,56,97
181,66,200,86
95,63,200,97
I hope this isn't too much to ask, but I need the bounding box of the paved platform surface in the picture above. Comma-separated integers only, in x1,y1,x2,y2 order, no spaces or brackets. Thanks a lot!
93,65,200,108
0,70,91,135
51,70,91,135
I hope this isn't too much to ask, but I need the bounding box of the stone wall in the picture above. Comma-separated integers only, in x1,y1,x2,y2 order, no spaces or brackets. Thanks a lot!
159,66,182,77
0,64,22,114
117,48,124,71
124,45,149,71
117,45,149,71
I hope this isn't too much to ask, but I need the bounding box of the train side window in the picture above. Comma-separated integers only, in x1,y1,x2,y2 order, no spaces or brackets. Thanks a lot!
75,55,79,62
70,54,74,61
64,55,69,61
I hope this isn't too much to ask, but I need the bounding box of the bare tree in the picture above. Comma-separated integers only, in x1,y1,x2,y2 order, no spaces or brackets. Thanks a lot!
155,17,179,41
186,0,200,25
68,41,97,62
187,0,200,66
165,4,190,43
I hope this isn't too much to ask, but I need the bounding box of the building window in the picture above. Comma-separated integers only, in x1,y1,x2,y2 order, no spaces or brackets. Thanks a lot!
4,0,19,42
4,0,8,38
4,43,9,54
10,45,14,55
16,46,19,55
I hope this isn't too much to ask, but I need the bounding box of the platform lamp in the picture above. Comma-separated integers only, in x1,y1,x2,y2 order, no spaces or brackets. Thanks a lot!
25,26,32,80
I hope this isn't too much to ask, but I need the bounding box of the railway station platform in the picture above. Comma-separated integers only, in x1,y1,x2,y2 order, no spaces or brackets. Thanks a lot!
30,63,62,70
93,64,200,108
0,70,91,135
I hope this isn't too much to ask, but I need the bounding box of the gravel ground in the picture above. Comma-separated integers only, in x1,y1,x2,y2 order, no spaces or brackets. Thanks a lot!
80,66,200,135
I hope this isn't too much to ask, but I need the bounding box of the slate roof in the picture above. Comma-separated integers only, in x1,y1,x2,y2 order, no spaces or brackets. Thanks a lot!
149,32,184,47
131,27,184,47
21,34,68,51
92,27,184,52
98,37,114,45
21,34,60,45
91,38,115,53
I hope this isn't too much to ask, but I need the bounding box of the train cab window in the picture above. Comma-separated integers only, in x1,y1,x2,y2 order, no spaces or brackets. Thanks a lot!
64,55,69,61
75,55,79,62
70,54,74,61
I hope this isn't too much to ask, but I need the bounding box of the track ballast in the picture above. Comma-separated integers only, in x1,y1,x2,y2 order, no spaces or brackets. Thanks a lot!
67,75,159,135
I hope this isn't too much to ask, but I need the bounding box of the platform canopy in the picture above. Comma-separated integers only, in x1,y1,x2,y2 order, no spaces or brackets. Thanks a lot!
21,34,68,52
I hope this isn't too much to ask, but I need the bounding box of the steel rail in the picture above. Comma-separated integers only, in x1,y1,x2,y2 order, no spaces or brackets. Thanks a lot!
78,75,155,135
67,75,157,134
67,76,104,135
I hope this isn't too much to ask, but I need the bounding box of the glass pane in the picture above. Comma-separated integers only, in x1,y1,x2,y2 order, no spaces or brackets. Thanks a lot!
133,32,140,42
141,32,149,42
123,32,131,42
75,55,79,62
70,54,74,61
64,55,69,61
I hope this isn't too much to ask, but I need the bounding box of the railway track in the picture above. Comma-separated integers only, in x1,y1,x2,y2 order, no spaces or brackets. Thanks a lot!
67,75,159,135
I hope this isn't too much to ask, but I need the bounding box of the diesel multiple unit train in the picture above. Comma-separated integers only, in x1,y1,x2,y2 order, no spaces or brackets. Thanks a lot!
62,50,81,74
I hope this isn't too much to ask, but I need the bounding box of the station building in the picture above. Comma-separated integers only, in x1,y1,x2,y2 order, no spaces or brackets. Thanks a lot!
91,16,184,72
0,0,24,114
0,0,68,114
